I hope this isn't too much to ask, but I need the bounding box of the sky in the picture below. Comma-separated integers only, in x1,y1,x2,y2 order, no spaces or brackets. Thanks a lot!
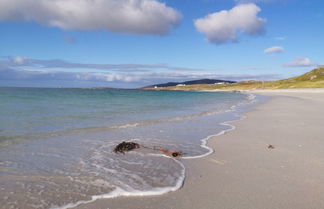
0,0,323,88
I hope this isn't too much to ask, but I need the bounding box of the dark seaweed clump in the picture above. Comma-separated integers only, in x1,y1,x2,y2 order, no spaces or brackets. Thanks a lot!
114,141,140,154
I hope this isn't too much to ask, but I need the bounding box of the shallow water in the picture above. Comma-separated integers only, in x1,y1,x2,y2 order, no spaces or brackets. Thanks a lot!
0,87,257,209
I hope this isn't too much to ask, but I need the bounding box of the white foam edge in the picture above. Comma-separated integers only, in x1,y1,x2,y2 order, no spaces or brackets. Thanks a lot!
182,92,256,160
182,118,238,160
52,158,185,209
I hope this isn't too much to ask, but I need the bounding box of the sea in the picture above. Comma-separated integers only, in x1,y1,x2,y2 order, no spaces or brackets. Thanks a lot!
0,87,259,209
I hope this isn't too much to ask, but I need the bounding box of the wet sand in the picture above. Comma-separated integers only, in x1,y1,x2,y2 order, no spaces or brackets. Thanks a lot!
73,91,324,209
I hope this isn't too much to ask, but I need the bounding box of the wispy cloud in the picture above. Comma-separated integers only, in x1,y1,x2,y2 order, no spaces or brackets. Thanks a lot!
0,57,206,72
0,0,181,35
263,46,284,54
63,36,77,44
236,0,273,3
284,57,316,67
275,36,286,40
194,3,266,45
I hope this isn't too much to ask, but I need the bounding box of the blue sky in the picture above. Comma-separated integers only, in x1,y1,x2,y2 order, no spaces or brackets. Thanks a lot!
0,0,323,88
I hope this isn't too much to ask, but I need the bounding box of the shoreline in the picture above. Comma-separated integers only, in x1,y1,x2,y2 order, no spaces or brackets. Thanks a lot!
73,90,324,209
58,91,253,209
201,88,324,93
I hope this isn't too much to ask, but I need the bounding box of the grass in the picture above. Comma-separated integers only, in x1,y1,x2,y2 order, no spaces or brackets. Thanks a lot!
148,67,324,91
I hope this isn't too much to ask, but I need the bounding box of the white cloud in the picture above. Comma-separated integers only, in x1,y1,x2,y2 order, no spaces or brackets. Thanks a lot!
101,73,140,82
263,46,284,53
194,3,266,44
0,0,181,35
284,57,316,67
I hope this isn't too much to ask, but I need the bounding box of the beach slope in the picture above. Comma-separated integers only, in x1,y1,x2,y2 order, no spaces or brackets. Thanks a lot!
74,91,324,209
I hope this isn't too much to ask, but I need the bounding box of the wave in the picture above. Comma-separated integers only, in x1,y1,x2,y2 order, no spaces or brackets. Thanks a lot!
38,101,246,139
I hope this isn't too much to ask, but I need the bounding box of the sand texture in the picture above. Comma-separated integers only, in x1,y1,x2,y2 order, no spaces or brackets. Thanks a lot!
74,91,324,209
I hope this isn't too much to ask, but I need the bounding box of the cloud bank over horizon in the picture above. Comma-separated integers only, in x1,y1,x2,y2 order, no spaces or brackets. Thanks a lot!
194,3,266,44
0,67,280,88
0,57,280,88
0,0,181,35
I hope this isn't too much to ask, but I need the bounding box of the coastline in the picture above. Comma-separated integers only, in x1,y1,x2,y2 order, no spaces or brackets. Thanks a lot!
73,90,324,209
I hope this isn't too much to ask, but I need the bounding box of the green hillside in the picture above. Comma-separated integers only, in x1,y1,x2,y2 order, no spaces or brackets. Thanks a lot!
150,67,324,91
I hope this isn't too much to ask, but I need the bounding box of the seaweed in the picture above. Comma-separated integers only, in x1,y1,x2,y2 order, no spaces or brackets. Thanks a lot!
113,141,140,154
113,141,182,158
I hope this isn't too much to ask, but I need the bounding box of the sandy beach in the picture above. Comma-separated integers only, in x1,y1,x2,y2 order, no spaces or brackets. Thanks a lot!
74,90,324,209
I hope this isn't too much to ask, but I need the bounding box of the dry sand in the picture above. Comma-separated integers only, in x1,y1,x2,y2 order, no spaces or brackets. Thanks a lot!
74,91,324,209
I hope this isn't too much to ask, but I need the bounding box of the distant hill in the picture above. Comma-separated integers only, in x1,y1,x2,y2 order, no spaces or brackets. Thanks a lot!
142,79,236,89
144,67,324,91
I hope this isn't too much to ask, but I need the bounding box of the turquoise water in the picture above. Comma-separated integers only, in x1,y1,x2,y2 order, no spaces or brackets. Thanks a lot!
0,87,255,209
